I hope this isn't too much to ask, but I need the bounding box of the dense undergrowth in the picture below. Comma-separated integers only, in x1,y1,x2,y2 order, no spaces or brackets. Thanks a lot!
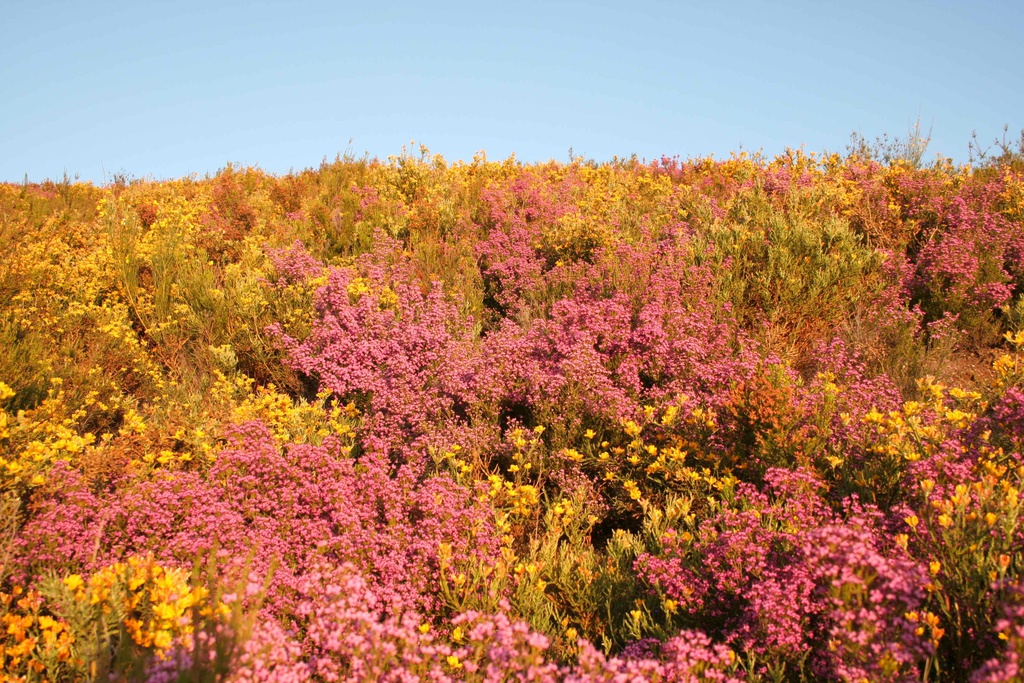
2,140,1024,682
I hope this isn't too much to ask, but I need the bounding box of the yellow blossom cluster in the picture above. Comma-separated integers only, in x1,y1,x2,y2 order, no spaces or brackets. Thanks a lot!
859,377,986,465
0,589,75,679
0,379,103,491
63,555,225,656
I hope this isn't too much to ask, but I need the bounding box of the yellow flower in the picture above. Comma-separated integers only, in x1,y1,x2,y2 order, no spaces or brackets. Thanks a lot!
937,514,953,528
583,429,596,440
152,630,173,650
153,602,178,621
904,514,919,530
661,405,679,425
929,561,941,576
63,574,84,592
944,409,972,427
346,277,371,298
863,408,884,424
446,655,462,669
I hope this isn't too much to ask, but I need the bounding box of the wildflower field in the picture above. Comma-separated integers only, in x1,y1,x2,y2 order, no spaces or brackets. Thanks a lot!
2,142,1024,682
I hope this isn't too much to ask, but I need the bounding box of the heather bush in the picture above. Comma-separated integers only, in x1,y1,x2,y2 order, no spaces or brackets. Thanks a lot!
15,422,501,620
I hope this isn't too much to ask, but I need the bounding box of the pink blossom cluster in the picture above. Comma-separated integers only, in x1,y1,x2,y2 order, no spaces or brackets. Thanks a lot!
17,422,499,615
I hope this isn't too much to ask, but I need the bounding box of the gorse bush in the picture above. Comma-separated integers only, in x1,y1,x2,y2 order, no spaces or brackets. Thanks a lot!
1,143,1023,681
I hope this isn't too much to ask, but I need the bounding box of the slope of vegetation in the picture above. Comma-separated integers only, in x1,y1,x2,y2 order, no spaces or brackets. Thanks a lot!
2,141,1024,681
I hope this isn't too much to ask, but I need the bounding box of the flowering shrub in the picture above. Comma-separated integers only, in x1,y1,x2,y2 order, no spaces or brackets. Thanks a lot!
0,554,230,682
971,581,1024,682
2,145,1024,681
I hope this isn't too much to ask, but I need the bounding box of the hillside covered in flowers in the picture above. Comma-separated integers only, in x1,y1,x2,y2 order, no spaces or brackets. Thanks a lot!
2,143,1024,682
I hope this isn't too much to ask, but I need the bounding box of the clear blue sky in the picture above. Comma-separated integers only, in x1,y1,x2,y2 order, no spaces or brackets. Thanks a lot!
2,0,1022,183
